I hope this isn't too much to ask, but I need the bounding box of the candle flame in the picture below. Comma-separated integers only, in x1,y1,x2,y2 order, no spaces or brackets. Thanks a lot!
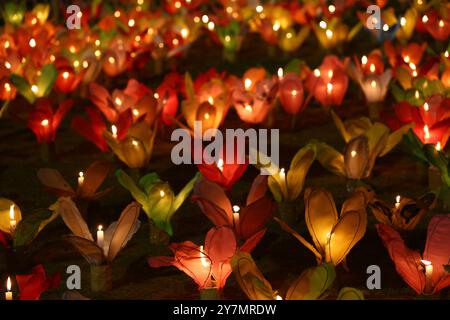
244,104,253,112
314,69,321,77
29,38,36,48
370,80,377,88
400,17,407,27
369,64,376,73
439,20,444,28
98,225,103,231
200,245,209,267
436,142,441,151
41,119,49,126
244,78,252,90
319,21,327,29
403,55,410,64
160,190,165,198
422,15,428,23
423,102,429,111
207,96,214,105
111,125,118,137
276,295,283,300
424,125,430,140
217,158,224,171
6,277,11,291
79,171,84,178
62,71,69,79
421,260,431,266
291,90,297,96
326,83,333,94
361,56,368,65
327,70,333,79
31,85,39,94
351,150,357,158
9,205,14,220
325,29,333,39
279,168,285,179
396,195,401,204
277,67,283,79
232,205,240,213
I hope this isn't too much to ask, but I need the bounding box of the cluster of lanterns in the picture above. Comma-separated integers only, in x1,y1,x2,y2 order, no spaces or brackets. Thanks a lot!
0,0,449,300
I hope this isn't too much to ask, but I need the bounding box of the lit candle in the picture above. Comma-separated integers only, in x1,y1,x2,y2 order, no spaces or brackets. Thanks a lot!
232,205,240,229
200,245,210,268
395,195,401,209
96,225,104,249
351,150,357,158
207,96,214,105
421,260,433,294
361,56,368,65
159,190,165,198
244,78,252,90
424,125,430,143
436,142,441,151
5,277,12,301
277,67,284,80
279,168,288,196
9,205,16,233
111,125,118,139
276,295,283,300
326,83,333,95
78,171,84,187
217,158,224,172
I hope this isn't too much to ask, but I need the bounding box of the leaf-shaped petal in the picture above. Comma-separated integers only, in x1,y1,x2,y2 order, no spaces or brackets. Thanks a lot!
65,235,104,265
57,197,93,241
337,287,364,300
78,160,111,198
285,263,336,300
286,145,316,201
36,168,74,196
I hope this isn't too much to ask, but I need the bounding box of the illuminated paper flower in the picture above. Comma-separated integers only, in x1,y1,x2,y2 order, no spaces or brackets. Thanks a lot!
1,1,25,26
54,58,82,94
217,21,243,57
394,7,418,41
312,17,359,50
231,68,277,124
421,10,450,41
16,265,60,300
27,98,73,144
278,73,305,114
102,38,129,77
276,188,370,266
116,170,199,236
89,80,157,125
278,26,310,52
231,252,336,300
55,197,141,265
192,175,275,252
104,121,157,169
369,193,437,231
305,55,349,108
182,73,228,133
155,81,179,126
37,160,112,201
196,143,248,190
315,111,412,179
386,95,450,147
268,144,316,203
349,53,392,103
377,214,450,295
71,107,110,152
10,64,58,104
149,226,237,291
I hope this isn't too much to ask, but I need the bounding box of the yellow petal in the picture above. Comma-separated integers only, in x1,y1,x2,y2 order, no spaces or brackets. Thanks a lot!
0,199,22,234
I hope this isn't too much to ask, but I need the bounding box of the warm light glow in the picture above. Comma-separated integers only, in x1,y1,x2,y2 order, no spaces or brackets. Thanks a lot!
436,142,442,151
276,295,282,300
404,55,410,64
217,158,224,171
4,61,11,69
4,41,10,49
6,277,11,291
415,90,420,99
153,92,160,100
73,60,80,68
4,83,11,92
31,85,39,94
204,113,210,120
412,70,418,77
351,150,357,158
424,125,430,141
256,5,264,13
202,15,209,24
233,205,240,213
291,90,297,96
395,195,401,209
115,97,122,106
423,102,429,111
409,62,416,71
98,225,103,232
273,21,281,32
9,204,14,220
108,56,115,64
160,190,165,198
132,140,139,146
181,28,189,39
328,5,336,13
277,67,283,79
29,38,36,48
207,21,215,31
361,55,368,65
128,19,135,28
132,109,139,117
314,69,321,77
326,83,333,94
325,29,333,39
83,61,89,69
319,21,327,29
62,71,69,80
172,38,179,46
445,51,449,58
244,104,253,112
383,24,389,31
244,78,252,90
286,32,293,39
174,1,181,8
439,20,444,28
421,259,431,266
207,96,214,105
369,64,376,73
200,245,209,267
41,119,49,126
327,70,333,79
279,168,285,180
111,125,118,138
224,35,231,42
422,15,428,23
400,17,407,27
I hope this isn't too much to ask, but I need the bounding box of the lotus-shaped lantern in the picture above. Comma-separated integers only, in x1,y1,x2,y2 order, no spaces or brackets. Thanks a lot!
377,214,450,295
192,175,275,252
276,188,370,267
116,169,199,239
369,193,437,231
149,226,237,298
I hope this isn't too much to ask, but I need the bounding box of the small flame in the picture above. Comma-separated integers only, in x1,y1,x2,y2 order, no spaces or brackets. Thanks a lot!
314,69,321,77
111,125,118,137
369,64,376,73
277,67,284,79
421,260,431,266
423,102,429,111
351,150,357,158
361,56,368,65
98,225,103,231
436,142,441,151
217,158,224,171
244,78,252,90
232,205,240,213
200,245,209,268
424,125,430,140
41,119,49,126
9,205,14,220
160,190,165,198
6,277,11,291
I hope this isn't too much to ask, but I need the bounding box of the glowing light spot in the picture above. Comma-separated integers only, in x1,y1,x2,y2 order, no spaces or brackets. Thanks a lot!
361,55,368,65
29,38,36,48
41,119,49,126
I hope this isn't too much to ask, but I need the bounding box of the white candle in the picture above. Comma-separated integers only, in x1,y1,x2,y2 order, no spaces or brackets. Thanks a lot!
395,195,401,209
5,277,12,300
111,125,118,139
276,295,283,300
277,67,284,80
78,171,84,188
97,225,104,250
9,205,16,234
232,205,240,229
421,260,433,294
